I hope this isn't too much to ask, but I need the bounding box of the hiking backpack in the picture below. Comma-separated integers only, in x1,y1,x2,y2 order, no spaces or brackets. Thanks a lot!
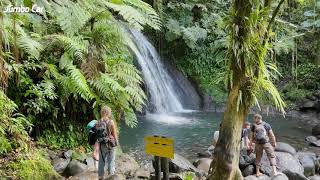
254,122,269,144
87,120,97,146
95,120,117,149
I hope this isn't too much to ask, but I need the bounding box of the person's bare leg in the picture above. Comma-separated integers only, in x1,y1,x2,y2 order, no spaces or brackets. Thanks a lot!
256,166,262,177
272,165,279,176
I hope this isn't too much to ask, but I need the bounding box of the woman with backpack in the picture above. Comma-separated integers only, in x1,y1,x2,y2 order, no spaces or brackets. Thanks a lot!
96,106,118,179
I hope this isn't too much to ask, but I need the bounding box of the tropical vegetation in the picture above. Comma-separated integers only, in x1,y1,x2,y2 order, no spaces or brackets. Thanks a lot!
0,0,319,179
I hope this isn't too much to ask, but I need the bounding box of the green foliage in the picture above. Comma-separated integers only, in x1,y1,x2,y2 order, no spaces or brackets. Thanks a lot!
0,90,32,155
38,124,88,150
282,63,320,105
7,149,60,180
162,0,229,101
182,172,195,180
0,0,160,157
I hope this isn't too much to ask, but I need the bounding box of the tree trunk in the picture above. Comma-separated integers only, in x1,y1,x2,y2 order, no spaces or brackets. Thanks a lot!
207,0,252,179
207,78,251,180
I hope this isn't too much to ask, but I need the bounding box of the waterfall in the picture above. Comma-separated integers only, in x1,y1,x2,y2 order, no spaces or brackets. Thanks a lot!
127,29,184,113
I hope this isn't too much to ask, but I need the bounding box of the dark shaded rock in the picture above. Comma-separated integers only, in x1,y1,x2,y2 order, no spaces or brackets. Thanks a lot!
244,174,270,180
64,160,87,177
242,165,255,177
197,150,212,158
168,173,183,180
194,158,212,173
271,173,288,180
309,175,320,180
63,150,73,159
240,153,256,170
134,168,150,179
53,158,70,174
169,153,198,173
300,100,318,111
314,90,320,99
116,154,139,177
275,142,296,155
260,152,304,177
312,124,320,136
240,155,250,170
295,152,316,177
310,140,320,147
282,170,308,180
306,136,318,145
244,153,256,165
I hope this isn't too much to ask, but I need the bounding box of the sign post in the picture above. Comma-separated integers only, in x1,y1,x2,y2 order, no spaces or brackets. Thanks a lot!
144,135,174,180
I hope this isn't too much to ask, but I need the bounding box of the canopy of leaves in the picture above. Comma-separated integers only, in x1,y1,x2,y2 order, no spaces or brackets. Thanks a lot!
0,0,160,152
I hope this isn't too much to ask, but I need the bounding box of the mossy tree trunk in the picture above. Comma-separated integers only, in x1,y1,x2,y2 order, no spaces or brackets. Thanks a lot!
207,0,256,179
207,0,286,179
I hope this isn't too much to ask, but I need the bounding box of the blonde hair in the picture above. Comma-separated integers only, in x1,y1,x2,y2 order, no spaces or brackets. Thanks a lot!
100,105,112,120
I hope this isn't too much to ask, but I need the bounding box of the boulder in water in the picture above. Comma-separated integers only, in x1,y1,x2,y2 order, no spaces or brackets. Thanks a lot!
275,142,296,155
295,152,316,177
197,150,212,158
208,145,215,152
53,158,70,174
306,136,318,145
312,124,320,136
311,140,320,147
64,160,87,177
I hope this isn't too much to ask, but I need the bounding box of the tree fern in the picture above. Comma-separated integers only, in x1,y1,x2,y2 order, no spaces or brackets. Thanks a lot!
51,0,91,36
46,34,88,62
103,1,161,30
65,64,95,102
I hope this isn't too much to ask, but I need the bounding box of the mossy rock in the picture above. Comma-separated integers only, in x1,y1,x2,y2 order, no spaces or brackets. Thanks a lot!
8,149,61,180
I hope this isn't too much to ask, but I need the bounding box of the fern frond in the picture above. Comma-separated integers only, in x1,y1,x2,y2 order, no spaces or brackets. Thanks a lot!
123,107,138,128
51,0,91,36
17,32,43,60
66,64,95,102
46,35,88,62
103,1,161,30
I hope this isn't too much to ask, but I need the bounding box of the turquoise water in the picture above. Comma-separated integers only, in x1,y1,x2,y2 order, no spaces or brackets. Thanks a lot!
119,112,311,160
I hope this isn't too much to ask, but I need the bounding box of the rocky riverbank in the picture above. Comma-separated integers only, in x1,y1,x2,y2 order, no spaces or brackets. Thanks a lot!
49,141,320,180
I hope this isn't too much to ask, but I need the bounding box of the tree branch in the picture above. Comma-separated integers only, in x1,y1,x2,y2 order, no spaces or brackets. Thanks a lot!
263,0,286,45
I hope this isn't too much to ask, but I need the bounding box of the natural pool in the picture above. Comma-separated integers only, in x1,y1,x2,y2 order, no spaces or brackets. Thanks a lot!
119,112,311,161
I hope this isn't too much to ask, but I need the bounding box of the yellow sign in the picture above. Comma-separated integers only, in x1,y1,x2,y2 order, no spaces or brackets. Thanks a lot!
144,136,174,159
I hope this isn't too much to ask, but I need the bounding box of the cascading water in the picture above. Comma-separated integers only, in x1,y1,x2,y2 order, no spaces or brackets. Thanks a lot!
127,29,184,113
